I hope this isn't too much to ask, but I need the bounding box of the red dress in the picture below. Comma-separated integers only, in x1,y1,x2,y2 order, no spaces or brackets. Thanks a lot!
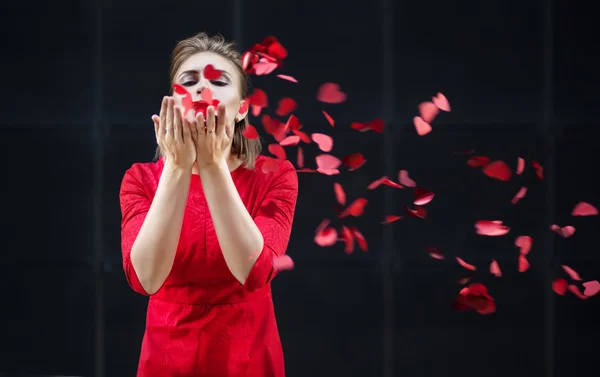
119,155,298,377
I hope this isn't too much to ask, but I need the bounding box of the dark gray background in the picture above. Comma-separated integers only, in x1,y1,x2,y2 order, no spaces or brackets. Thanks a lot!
0,0,598,376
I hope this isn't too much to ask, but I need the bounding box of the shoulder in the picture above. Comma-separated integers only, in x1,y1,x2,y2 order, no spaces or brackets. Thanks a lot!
121,159,164,191
252,155,297,183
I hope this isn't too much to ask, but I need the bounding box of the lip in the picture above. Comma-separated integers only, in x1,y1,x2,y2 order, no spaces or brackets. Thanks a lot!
192,100,220,116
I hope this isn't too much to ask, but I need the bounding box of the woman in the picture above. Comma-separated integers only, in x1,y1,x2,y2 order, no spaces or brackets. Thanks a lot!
119,32,298,377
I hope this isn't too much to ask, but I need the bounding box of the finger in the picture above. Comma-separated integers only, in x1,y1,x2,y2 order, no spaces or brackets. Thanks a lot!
173,105,183,144
182,110,192,143
189,116,198,144
165,97,174,142
152,115,160,141
226,115,234,141
216,103,227,137
196,112,205,138
159,97,168,137
206,106,216,134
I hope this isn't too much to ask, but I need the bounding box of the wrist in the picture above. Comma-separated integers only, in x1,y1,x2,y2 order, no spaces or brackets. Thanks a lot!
198,158,229,177
163,160,193,176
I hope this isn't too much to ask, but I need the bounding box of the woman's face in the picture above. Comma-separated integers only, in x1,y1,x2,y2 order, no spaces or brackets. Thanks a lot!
173,51,246,127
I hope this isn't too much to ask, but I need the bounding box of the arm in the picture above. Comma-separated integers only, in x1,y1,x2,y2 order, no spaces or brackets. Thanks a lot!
120,164,193,295
200,159,298,291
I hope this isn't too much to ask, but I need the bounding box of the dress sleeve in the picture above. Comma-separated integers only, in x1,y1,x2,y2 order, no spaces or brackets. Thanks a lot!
242,161,299,292
119,167,151,296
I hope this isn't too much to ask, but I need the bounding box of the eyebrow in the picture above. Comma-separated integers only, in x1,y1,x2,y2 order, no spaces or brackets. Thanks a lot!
179,69,231,81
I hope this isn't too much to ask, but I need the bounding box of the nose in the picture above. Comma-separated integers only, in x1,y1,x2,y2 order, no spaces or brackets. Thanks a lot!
195,77,210,98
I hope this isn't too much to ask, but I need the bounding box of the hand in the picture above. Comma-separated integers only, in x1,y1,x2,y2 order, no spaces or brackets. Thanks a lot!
152,97,198,171
192,103,234,170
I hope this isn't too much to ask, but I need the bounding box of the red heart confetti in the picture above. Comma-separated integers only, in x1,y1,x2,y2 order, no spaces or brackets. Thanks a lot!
571,201,598,216
583,281,600,297
322,111,335,127
398,170,417,187
482,160,512,181
432,92,451,112
490,259,502,277
276,74,298,83
276,97,297,117
317,83,347,104
311,133,334,152
242,124,259,139
452,283,495,315
413,116,432,136
518,255,530,272
235,36,600,315
515,235,533,255
553,278,568,295
550,225,576,238
418,101,439,123
342,153,366,170
203,64,221,80
333,182,346,206
511,186,527,204
456,257,476,271
475,220,510,236
516,157,525,175
273,255,294,271
562,265,582,281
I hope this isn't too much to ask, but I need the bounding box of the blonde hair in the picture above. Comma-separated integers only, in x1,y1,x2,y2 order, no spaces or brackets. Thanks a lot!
154,32,261,169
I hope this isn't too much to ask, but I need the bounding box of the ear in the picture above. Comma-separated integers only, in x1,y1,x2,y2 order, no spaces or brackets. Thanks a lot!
235,99,249,122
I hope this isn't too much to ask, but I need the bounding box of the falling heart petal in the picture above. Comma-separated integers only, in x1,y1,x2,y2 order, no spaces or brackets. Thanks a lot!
273,255,294,271
427,247,444,260
456,257,476,271
583,281,600,297
552,278,568,295
342,153,366,171
333,182,346,206
516,157,525,175
550,225,576,238
316,154,341,171
317,82,347,104
296,147,304,168
413,116,432,136
511,186,528,204
475,220,510,236
414,188,435,205
562,265,582,281
490,259,502,277
268,144,287,160
315,227,338,247
280,135,301,146
201,88,213,104
515,236,533,255
432,92,451,111
339,198,368,218
568,285,589,300
276,74,298,83
322,111,335,127
276,97,297,117
398,170,417,187
242,124,259,139
482,161,512,181
311,133,334,152
382,215,403,224
518,255,530,272
571,202,598,216
418,101,439,123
